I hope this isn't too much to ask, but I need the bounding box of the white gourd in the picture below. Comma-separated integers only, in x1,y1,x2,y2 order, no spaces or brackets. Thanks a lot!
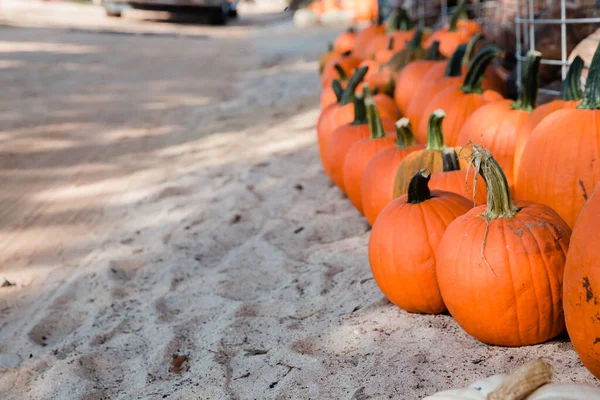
423,359,600,400
293,9,319,28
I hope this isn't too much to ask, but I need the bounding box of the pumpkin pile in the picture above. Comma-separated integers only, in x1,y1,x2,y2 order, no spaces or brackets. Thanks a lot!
315,1,600,385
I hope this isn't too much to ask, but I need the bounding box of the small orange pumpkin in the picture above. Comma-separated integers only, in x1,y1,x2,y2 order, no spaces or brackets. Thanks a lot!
334,27,356,55
352,21,386,60
343,96,397,213
362,118,425,225
436,144,571,346
423,0,473,57
321,55,362,88
369,168,473,314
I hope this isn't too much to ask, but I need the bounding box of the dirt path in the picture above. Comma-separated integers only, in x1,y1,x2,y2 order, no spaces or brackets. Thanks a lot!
0,2,596,400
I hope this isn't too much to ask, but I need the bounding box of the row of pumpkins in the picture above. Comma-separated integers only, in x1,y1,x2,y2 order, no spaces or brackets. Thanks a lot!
316,2,600,397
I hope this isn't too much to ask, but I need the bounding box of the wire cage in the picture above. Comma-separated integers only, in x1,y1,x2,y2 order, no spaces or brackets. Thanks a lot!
388,0,600,98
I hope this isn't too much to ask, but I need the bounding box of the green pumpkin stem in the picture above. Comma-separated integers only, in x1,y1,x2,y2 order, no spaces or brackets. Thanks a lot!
426,41,443,60
426,109,447,151
449,0,467,32
333,64,348,81
407,169,432,204
442,148,460,172
365,97,386,139
462,33,485,67
461,46,502,94
445,44,467,77
340,66,368,105
387,37,395,51
407,29,424,50
561,56,584,101
386,6,413,33
469,143,519,220
352,88,369,125
579,42,600,109
511,50,541,112
332,79,344,103
395,118,417,148
327,42,333,52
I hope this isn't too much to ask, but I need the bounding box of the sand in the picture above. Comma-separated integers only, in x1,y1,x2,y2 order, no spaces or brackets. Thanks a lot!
0,1,597,399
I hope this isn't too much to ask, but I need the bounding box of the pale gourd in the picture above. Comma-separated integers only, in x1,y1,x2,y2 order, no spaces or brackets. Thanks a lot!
293,9,319,28
423,359,600,400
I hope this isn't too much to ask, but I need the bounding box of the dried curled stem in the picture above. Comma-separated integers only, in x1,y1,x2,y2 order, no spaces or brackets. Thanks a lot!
487,359,553,400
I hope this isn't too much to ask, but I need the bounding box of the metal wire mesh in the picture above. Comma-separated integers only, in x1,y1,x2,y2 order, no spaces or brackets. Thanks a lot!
394,0,600,98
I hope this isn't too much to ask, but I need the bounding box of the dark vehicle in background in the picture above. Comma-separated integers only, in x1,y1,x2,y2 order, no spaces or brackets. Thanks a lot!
101,0,239,24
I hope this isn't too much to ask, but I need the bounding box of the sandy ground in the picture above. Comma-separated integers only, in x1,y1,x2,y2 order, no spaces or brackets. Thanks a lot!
0,1,597,399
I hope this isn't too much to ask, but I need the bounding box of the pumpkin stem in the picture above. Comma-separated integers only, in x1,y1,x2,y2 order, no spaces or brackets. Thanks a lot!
327,42,333,52
395,118,417,148
407,169,432,204
511,50,541,112
406,29,424,51
579,42,600,109
561,56,584,101
333,63,348,81
340,66,369,105
365,96,386,139
387,36,395,51
386,6,413,33
445,44,467,77
442,148,460,172
426,41,443,60
448,0,467,32
351,87,369,125
461,46,502,94
487,360,553,400
462,33,485,67
468,143,519,220
332,79,344,103
426,109,447,151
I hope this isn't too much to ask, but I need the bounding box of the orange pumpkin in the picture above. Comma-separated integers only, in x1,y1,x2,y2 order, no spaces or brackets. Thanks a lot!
416,46,504,146
436,144,571,346
392,110,467,198
318,67,369,179
343,97,397,213
363,7,413,60
369,168,473,314
512,56,584,187
423,0,473,57
325,90,396,191
516,44,600,228
372,93,400,121
320,78,346,109
319,43,340,74
352,22,385,60
564,181,600,379
334,27,356,55
404,44,467,139
457,50,542,192
393,41,445,115
362,118,425,225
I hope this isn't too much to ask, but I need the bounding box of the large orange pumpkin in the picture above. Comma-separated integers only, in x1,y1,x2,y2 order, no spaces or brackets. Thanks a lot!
404,44,467,141
512,56,584,187
325,91,396,191
423,0,473,57
516,43,600,228
436,144,571,346
457,50,542,192
362,118,425,225
429,148,487,205
393,41,445,115
416,46,504,146
369,169,473,314
392,110,467,198
564,181,600,379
